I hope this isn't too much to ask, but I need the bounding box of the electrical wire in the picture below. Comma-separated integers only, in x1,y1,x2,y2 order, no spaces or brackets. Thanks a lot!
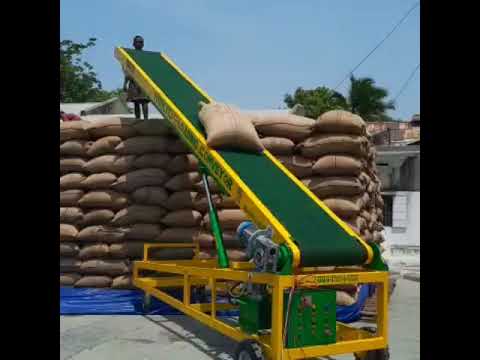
392,63,420,103
333,1,420,91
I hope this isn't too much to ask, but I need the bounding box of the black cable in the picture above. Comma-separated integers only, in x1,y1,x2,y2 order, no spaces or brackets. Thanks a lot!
333,1,420,91
392,63,420,103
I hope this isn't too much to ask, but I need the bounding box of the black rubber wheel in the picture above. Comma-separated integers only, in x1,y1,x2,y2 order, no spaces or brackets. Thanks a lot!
354,327,390,360
234,340,265,360
354,347,390,360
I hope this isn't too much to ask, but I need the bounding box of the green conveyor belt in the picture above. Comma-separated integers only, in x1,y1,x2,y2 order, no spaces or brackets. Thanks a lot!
123,48,369,267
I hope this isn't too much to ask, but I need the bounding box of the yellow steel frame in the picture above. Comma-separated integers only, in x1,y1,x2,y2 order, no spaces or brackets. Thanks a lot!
133,247,388,360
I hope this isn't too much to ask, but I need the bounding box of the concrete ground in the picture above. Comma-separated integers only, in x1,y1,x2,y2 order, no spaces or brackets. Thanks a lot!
60,278,419,360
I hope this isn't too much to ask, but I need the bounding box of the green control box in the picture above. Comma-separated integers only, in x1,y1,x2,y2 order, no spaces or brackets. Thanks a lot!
238,295,272,334
284,289,336,348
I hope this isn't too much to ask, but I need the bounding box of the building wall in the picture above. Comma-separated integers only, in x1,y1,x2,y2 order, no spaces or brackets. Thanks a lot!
383,191,420,246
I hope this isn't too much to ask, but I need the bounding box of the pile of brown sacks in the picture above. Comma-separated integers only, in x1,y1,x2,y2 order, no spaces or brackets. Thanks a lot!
60,117,196,289
60,109,385,296
296,110,385,245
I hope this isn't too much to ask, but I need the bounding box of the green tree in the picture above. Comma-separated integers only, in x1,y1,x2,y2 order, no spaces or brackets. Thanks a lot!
347,75,395,122
60,38,120,102
284,87,348,119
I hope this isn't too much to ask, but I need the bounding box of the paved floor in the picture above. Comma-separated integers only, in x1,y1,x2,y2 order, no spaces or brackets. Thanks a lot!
60,278,419,360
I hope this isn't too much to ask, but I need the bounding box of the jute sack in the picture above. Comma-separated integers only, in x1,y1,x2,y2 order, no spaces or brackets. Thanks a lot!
60,173,87,190
78,243,110,260
112,168,168,193
109,242,144,259
84,117,140,139
164,172,202,192
60,189,85,207
167,154,199,174
133,119,171,136
276,155,313,179
74,276,112,288
301,176,364,198
193,193,223,212
358,171,372,185
133,153,171,169
60,242,80,257
345,216,368,233
260,137,295,155
198,102,264,152
80,259,130,276
165,191,222,212
60,157,87,173
83,155,136,175
336,291,357,306
111,275,134,289
203,209,249,230
322,198,361,218
112,205,166,226
60,207,84,224
252,113,314,142
82,209,115,226
60,258,81,273
60,120,90,142
155,227,201,243
148,247,195,261
167,138,190,154
131,186,168,206
60,273,81,286
376,208,384,223
360,210,371,223
60,140,92,157
195,231,242,249
115,243,194,261
373,231,385,244
115,136,170,155
375,193,384,209
373,222,384,232
161,210,203,227
86,136,122,157
312,155,363,176
125,224,163,241
80,173,117,190
297,134,368,158
165,191,201,210
194,177,222,194
60,224,78,242
361,229,373,242
78,191,130,210
197,249,248,261
314,110,366,135
77,225,128,243
218,195,238,210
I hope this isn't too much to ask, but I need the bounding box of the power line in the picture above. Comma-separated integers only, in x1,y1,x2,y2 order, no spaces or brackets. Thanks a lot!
333,1,420,91
392,63,420,103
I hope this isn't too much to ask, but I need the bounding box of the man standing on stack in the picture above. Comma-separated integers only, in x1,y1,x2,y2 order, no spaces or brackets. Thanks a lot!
123,35,150,120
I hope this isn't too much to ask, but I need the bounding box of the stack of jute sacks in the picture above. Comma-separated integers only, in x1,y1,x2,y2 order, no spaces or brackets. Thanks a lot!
296,110,385,245
60,108,386,297
60,117,195,289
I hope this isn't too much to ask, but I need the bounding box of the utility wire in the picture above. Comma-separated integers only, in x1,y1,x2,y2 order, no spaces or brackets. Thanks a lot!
392,63,420,103
333,1,420,91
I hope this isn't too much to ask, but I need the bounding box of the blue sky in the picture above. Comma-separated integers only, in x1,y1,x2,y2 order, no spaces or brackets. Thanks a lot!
60,0,419,120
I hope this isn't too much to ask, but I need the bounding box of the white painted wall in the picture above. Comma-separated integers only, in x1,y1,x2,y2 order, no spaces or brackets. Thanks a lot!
383,191,420,246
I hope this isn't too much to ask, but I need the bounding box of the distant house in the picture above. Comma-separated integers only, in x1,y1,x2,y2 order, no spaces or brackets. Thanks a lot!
60,97,131,116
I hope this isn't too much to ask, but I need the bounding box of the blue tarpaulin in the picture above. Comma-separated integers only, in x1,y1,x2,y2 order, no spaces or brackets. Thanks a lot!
60,285,373,323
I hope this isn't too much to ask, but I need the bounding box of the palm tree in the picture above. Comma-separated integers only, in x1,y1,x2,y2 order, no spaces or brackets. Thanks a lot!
347,75,395,121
